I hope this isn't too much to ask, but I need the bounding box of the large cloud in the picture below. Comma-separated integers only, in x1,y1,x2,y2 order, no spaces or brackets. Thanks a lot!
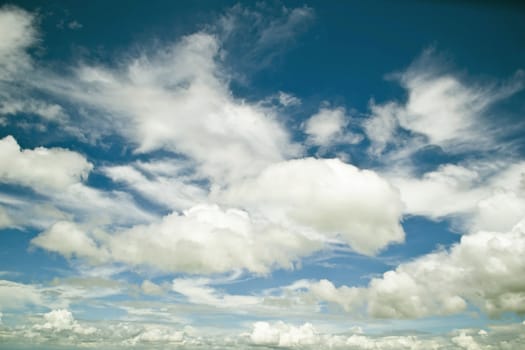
32,204,322,274
39,32,299,185
307,217,525,318
219,158,405,255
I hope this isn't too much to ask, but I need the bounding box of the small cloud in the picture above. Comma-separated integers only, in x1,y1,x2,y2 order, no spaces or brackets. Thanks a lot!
57,19,83,30
304,106,363,148
278,91,301,107
68,20,82,30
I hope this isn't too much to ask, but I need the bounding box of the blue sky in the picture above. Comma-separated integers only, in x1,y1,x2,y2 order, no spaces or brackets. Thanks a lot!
1,1,525,349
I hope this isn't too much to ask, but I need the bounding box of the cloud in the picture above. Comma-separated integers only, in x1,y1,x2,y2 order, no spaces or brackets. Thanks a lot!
0,6,68,124
396,51,523,150
0,280,42,311
102,161,207,211
220,158,405,255
304,107,362,148
140,280,164,296
40,32,299,185
31,221,109,263
34,309,96,335
278,91,301,107
307,217,525,318
245,321,525,349
171,277,260,308
0,135,154,229
389,161,525,232
0,135,92,193
0,5,36,77
249,321,318,347
32,205,321,274
364,50,524,157
363,101,400,156
0,205,12,228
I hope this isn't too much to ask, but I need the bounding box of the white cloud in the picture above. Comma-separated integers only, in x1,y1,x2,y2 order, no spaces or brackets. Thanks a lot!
0,135,92,192
32,205,321,274
307,217,525,318
0,98,66,120
140,280,164,296
452,331,482,350
42,32,299,185
304,107,362,147
308,279,362,312
363,101,400,156
220,158,405,255
102,161,207,210
397,55,523,150
278,91,301,107
0,205,12,228
0,5,35,77
0,136,154,229
172,277,260,308
388,161,525,232
125,324,184,345
31,221,109,263
0,280,42,311
34,309,96,335
364,50,524,157
250,321,318,347
0,7,67,124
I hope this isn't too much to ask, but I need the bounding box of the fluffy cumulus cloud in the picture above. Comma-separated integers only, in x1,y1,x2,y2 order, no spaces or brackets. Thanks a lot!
250,321,318,347
33,309,96,335
304,107,362,147
245,321,525,349
307,217,525,318
220,158,405,255
0,135,154,229
31,221,109,263
31,159,407,274
0,135,92,192
32,205,322,274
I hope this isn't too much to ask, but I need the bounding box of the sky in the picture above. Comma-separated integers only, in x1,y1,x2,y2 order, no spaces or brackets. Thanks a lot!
1,0,525,349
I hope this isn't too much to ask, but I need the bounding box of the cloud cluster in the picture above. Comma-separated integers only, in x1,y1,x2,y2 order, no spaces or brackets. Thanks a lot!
1,4,525,341
0,135,154,230
33,309,96,335
4,310,524,350
307,217,525,318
